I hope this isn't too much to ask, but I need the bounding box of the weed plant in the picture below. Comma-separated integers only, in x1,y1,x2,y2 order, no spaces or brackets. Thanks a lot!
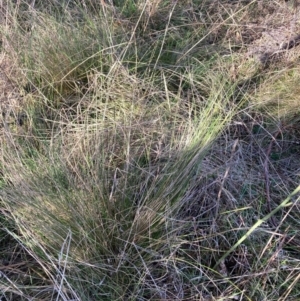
0,1,300,300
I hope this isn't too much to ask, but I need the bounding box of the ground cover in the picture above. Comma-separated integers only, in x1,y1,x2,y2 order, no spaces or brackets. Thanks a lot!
0,0,300,300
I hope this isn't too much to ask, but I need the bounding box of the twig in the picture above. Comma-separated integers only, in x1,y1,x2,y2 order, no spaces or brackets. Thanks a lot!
263,129,281,229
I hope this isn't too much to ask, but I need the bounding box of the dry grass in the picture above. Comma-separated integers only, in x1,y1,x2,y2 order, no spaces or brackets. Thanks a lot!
0,0,300,300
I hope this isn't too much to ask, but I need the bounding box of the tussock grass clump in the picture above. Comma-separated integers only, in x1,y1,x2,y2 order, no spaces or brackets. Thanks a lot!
0,1,300,300
0,51,235,299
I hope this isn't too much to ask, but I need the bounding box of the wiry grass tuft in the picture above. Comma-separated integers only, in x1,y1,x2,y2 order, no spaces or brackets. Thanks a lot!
0,0,300,300
0,52,235,299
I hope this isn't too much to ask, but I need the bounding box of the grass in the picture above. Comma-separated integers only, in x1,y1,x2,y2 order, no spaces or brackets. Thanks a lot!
0,0,300,300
